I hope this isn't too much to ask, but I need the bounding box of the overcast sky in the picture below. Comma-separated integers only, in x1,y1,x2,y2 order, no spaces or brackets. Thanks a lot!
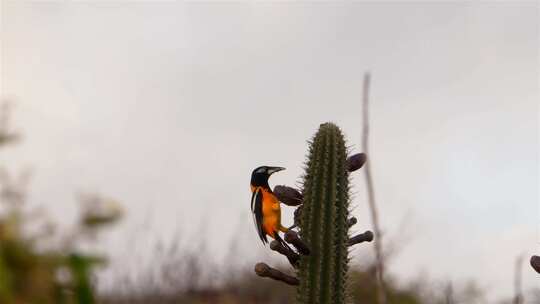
1,1,539,301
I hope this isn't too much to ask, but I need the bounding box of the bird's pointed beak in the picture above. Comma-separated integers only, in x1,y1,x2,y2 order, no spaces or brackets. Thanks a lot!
268,167,286,175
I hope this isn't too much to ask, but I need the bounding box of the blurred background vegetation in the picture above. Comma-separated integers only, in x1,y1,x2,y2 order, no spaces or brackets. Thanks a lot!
0,103,121,304
0,103,537,304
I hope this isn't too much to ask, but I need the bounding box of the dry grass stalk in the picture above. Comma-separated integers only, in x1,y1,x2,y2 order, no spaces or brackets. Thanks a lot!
362,72,387,304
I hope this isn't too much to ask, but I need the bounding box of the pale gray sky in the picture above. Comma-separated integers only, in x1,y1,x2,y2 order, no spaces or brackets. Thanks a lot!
1,1,539,301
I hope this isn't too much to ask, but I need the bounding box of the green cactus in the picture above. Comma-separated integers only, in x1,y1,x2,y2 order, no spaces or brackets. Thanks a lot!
297,122,351,304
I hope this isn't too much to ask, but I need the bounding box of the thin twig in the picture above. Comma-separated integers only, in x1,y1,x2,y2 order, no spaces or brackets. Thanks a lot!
254,263,299,286
444,281,454,304
0,102,18,146
285,230,310,255
270,240,299,267
348,230,374,246
514,254,524,304
362,72,387,304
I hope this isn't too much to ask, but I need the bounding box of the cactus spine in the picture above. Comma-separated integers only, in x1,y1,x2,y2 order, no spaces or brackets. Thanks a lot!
297,123,351,304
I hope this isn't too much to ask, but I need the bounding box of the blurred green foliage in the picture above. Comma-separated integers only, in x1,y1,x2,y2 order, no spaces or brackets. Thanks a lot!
0,104,121,304
0,186,112,304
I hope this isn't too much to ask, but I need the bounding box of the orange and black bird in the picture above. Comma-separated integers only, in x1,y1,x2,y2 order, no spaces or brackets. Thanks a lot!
250,166,289,247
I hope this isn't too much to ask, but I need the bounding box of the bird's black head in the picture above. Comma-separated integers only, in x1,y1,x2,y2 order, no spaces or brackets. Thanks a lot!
250,166,285,188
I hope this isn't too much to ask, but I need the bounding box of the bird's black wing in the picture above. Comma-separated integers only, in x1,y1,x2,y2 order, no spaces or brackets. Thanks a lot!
251,188,267,244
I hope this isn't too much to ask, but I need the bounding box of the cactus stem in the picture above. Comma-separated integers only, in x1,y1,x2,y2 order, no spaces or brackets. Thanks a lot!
285,230,310,256
270,240,299,267
254,263,299,286
293,205,303,229
348,230,374,246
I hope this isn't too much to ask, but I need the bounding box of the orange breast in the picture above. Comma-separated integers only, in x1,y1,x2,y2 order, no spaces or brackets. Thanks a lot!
260,189,281,238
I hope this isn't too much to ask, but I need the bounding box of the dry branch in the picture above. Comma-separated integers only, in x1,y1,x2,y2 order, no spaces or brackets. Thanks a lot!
254,262,299,286
362,72,387,304
514,254,524,304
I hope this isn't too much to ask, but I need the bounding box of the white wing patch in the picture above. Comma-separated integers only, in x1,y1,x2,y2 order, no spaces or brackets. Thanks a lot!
251,187,267,244
251,188,260,232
